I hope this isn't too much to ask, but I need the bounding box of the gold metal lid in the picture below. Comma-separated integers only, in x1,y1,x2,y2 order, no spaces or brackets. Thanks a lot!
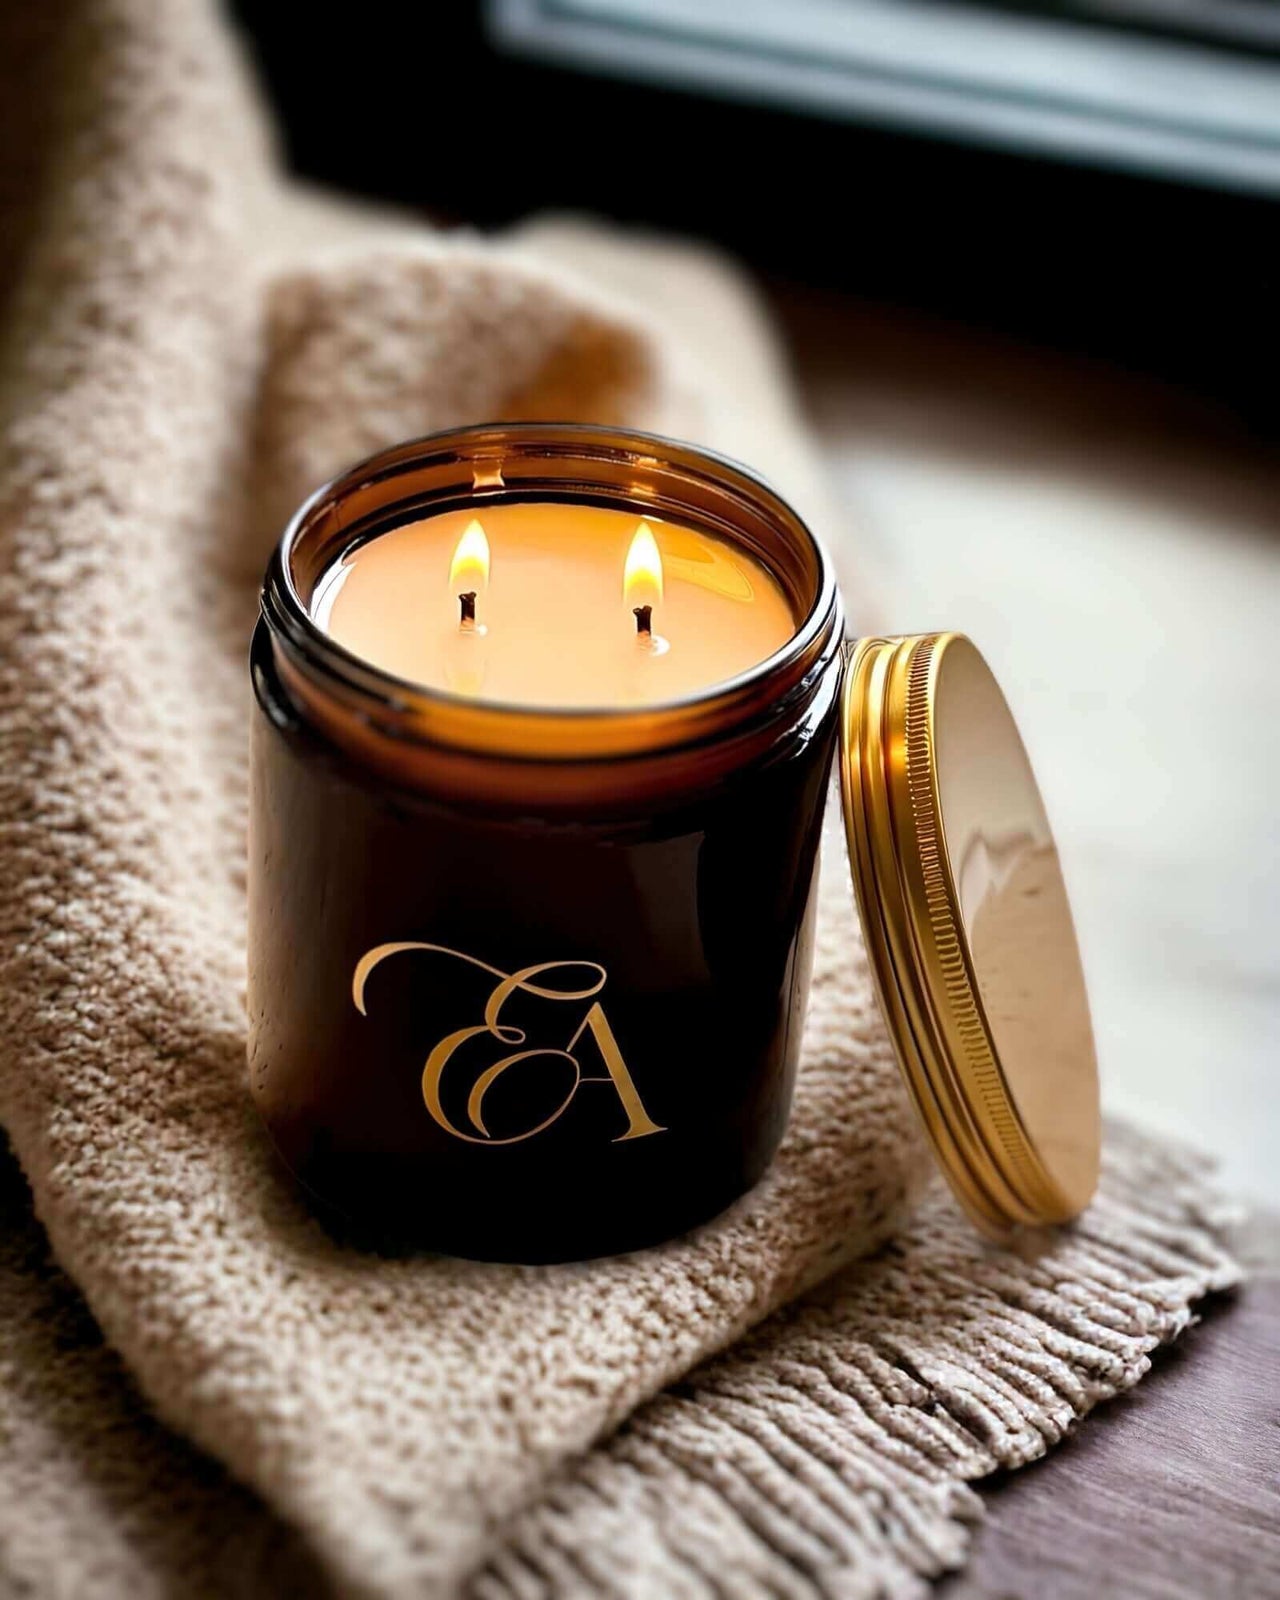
840,634,1101,1235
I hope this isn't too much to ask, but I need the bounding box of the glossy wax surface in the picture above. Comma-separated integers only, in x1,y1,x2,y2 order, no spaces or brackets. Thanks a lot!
314,502,798,708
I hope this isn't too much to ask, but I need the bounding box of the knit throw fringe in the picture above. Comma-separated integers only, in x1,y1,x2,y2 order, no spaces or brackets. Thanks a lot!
1,1123,1238,1598
468,1126,1239,1599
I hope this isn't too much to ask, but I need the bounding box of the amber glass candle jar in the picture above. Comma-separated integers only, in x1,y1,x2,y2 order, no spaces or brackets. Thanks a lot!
248,424,845,1260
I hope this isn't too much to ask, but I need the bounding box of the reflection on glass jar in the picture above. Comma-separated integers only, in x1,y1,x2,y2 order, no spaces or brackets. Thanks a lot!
248,424,845,1261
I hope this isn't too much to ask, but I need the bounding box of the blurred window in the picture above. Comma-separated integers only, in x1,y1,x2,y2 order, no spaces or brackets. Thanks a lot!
488,0,1280,191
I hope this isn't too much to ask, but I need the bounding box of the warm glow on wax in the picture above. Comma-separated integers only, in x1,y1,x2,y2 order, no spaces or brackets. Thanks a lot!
321,502,796,708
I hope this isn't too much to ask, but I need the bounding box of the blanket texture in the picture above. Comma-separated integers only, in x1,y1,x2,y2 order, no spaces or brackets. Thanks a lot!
0,3,1240,1596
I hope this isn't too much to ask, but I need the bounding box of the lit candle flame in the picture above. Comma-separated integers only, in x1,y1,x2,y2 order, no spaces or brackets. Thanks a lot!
623,520,664,613
449,518,491,595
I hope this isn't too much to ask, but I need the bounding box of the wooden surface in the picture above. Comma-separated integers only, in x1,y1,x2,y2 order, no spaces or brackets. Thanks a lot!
943,1273,1280,1599
949,1200,1280,1597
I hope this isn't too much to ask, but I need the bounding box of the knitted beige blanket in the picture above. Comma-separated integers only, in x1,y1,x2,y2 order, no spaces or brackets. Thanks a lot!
0,3,1240,1596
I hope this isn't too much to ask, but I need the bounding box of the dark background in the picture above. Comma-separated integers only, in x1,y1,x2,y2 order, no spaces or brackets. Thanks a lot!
231,2,1277,428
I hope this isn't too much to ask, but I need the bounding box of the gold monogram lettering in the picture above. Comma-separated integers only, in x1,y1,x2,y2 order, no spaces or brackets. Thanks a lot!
351,943,666,1146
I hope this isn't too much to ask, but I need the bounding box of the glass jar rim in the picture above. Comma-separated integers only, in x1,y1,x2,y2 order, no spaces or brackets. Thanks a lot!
261,422,844,763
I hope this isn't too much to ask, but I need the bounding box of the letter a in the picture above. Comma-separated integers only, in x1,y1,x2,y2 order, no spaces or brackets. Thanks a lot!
569,1002,666,1141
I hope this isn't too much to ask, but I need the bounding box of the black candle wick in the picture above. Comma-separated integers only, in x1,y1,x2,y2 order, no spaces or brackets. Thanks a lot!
633,604,652,640
459,591,477,629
